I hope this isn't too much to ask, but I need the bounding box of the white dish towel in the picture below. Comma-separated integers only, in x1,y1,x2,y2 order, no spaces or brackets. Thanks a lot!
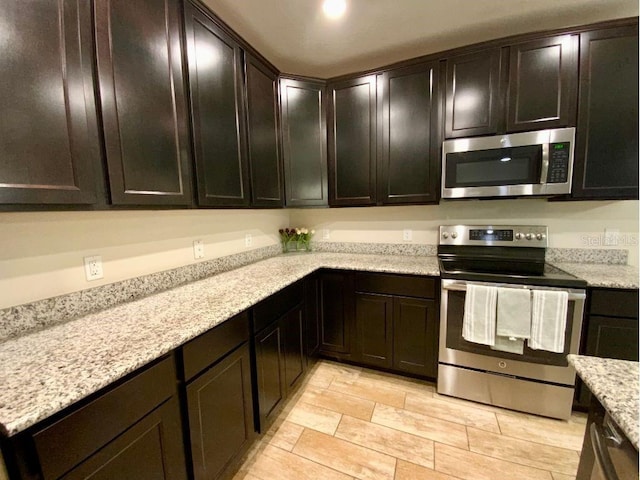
529,290,568,353
463,284,498,346
491,287,532,355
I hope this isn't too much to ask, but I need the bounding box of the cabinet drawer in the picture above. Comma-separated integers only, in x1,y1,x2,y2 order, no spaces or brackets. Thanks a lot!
33,356,176,480
253,281,304,333
182,311,249,382
590,289,639,318
355,273,436,299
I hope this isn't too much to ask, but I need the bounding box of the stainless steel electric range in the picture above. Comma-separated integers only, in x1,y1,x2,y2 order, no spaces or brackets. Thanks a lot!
437,225,587,420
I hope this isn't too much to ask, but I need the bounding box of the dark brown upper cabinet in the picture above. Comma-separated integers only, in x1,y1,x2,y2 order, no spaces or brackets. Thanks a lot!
378,62,440,204
328,75,377,206
506,35,578,132
0,0,101,205
571,24,638,200
95,0,193,206
445,49,502,138
446,35,578,138
184,2,250,207
280,78,329,207
245,54,284,207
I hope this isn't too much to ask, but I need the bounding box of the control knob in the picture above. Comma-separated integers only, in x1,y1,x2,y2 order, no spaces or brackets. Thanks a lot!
525,233,533,240
515,233,523,240
442,232,449,239
536,233,546,241
451,232,458,239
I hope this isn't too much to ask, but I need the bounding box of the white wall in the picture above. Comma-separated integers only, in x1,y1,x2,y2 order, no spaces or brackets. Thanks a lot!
0,209,289,309
291,199,639,265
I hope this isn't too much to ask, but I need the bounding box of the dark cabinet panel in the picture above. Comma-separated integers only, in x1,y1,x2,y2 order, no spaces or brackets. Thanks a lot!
507,35,578,132
445,49,502,138
328,76,377,206
305,275,321,358
184,2,250,207
319,271,354,357
95,0,192,206
186,345,254,480
280,78,329,206
282,306,306,392
378,63,440,205
355,293,393,368
255,321,285,429
0,0,100,205
572,25,639,199
393,297,438,378
245,55,283,207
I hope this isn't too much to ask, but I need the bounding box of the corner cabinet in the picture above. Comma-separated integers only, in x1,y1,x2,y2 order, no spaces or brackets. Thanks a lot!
0,0,101,205
280,78,329,207
95,0,193,206
184,2,250,207
571,23,639,200
445,35,578,138
318,270,356,360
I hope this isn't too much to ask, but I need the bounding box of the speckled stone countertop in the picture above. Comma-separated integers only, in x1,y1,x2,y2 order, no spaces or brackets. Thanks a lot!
0,253,439,437
553,263,639,289
568,355,639,450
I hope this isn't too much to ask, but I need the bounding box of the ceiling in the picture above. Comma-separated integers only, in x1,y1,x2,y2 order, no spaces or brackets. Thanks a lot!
200,0,638,78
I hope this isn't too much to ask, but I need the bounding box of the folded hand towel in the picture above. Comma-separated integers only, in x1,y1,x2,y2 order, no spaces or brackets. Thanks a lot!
463,284,497,346
491,336,525,354
529,290,568,353
496,287,531,339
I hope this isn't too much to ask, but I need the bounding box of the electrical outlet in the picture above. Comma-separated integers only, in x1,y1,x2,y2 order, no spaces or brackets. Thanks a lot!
245,234,252,247
193,240,204,259
322,229,330,240
403,229,412,242
84,255,104,281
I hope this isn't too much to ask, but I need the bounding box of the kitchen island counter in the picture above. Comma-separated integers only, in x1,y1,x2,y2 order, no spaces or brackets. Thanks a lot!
568,354,639,449
0,252,439,437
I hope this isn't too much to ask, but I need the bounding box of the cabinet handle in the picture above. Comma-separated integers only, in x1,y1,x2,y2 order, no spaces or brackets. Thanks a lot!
590,422,621,480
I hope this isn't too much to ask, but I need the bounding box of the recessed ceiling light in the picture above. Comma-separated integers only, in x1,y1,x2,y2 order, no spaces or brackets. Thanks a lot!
322,0,347,19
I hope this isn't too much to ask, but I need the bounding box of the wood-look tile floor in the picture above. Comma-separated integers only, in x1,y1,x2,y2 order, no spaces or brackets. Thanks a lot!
233,360,587,480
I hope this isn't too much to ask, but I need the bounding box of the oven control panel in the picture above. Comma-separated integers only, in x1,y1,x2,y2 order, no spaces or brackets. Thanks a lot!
439,225,548,247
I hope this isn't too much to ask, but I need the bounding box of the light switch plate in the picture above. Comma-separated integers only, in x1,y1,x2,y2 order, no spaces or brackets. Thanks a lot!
403,229,412,242
193,240,204,259
84,255,104,281
245,234,252,247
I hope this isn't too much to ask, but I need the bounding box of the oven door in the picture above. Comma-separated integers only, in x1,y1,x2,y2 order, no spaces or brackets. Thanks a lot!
439,279,586,386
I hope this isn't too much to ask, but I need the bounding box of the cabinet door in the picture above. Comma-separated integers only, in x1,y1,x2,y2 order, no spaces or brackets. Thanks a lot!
393,297,438,378
304,275,321,358
186,345,254,480
319,272,354,357
95,0,192,206
282,306,306,393
280,78,329,206
328,76,377,206
572,25,638,199
184,2,250,207
355,293,393,368
255,321,285,430
445,49,502,138
245,54,284,207
61,398,187,480
507,35,578,132
379,63,439,204
0,0,100,205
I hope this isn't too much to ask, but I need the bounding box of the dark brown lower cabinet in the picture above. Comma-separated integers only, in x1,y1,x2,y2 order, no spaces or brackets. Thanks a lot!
186,345,254,480
319,271,355,359
304,274,321,359
355,293,394,368
393,296,438,378
5,356,187,480
254,304,306,432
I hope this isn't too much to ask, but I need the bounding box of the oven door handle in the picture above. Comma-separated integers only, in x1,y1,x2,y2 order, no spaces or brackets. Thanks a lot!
441,281,586,301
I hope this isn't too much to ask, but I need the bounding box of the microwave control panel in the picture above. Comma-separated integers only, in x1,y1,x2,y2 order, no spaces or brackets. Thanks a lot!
546,142,570,183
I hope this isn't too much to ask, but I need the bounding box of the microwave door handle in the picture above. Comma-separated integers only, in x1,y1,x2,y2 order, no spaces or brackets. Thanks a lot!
539,143,550,184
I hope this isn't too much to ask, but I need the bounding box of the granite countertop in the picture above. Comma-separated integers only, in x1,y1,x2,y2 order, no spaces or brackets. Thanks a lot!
568,355,639,449
553,262,639,289
0,253,439,437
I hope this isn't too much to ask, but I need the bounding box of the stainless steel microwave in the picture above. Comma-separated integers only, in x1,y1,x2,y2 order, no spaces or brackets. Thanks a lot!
441,127,575,199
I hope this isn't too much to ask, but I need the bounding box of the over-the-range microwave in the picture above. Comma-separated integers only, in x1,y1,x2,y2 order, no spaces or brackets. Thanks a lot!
441,127,575,199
